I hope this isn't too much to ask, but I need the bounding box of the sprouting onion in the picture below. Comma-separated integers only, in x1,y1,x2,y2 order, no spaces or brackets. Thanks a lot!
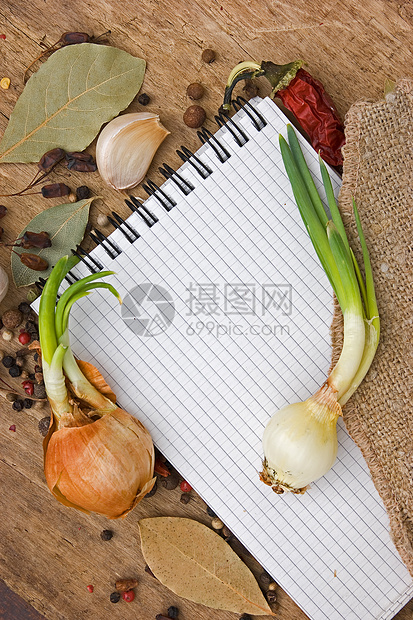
260,126,380,494
39,256,155,518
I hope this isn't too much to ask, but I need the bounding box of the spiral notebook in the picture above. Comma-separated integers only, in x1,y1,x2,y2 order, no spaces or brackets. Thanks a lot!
38,97,413,620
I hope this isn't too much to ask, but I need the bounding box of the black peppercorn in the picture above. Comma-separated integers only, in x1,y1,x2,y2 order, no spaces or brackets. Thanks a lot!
100,529,113,541
240,614,253,620
18,302,31,314
2,355,15,368
9,365,22,377
180,493,190,504
23,398,33,409
109,591,121,603
206,505,217,518
167,606,179,618
145,478,158,498
12,399,24,411
76,185,91,201
266,590,277,604
138,93,150,106
259,572,272,586
38,416,51,436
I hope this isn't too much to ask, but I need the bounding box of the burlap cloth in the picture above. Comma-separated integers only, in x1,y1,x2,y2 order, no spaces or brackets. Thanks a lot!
330,79,413,575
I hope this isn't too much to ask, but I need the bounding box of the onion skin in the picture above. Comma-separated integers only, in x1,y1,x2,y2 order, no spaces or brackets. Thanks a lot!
44,407,156,519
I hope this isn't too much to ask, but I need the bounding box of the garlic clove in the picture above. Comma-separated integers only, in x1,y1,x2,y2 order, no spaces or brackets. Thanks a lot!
96,112,170,191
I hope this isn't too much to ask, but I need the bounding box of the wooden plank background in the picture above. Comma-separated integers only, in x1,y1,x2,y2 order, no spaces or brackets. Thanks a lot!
0,1,412,618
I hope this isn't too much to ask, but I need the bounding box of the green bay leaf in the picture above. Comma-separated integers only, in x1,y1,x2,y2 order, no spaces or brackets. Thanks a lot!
11,197,96,287
0,44,146,163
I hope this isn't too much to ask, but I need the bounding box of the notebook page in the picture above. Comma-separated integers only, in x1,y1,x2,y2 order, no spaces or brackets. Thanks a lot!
52,98,413,620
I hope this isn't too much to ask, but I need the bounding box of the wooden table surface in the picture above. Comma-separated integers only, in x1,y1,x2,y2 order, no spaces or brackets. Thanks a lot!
0,1,412,619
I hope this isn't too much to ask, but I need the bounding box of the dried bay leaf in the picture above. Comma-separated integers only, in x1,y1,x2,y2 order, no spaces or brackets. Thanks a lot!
139,517,274,616
11,197,95,287
0,44,146,163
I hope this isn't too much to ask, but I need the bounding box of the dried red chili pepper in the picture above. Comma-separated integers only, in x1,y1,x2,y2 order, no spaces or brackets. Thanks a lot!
18,253,49,271
223,60,345,167
41,183,71,198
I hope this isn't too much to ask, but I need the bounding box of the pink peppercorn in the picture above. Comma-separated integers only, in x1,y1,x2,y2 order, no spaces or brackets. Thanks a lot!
22,380,34,396
122,590,135,602
0,35,6,40
9,425,16,432
86,585,94,593
180,480,192,493
18,332,31,345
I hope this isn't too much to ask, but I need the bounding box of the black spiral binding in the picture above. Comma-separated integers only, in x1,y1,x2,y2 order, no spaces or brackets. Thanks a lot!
36,98,264,288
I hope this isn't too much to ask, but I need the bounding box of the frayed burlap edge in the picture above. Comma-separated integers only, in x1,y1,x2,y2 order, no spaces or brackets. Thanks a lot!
331,79,413,576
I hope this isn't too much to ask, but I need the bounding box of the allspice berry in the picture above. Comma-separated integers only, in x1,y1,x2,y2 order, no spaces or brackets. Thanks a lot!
183,105,206,128
2,309,23,329
186,82,204,100
201,48,216,63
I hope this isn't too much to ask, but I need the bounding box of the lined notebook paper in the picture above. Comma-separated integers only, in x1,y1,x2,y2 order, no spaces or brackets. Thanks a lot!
47,98,413,619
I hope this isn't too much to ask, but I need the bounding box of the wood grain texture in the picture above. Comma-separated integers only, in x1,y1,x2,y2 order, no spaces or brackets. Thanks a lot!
0,1,412,619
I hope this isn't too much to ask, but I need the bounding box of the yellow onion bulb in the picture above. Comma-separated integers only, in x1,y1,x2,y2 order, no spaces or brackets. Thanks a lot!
44,407,156,519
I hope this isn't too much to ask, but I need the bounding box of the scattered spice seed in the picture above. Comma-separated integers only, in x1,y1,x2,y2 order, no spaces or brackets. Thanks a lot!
2,310,23,330
26,289,39,303
110,591,121,603
154,457,171,477
0,77,10,90
19,253,49,271
24,398,33,409
41,183,71,198
201,48,216,63
160,471,180,490
180,493,190,504
2,355,15,368
75,185,91,201
33,384,46,399
221,525,232,540
9,424,16,432
167,607,179,619
14,231,51,250
18,302,31,314
18,332,31,345
206,505,217,518
100,529,113,541
186,83,204,100
268,582,277,591
2,330,13,341
0,206,7,218
96,214,109,227
183,105,206,128
86,584,94,593
145,478,158,498
211,517,224,530
180,480,192,493
12,399,24,411
38,148,65,173
20,370,29,379
115,578,139,592
242,79,259,99
138,93,150,106
38,416,51,437
121,590,135,602
15,357,24,368
0,35,6,40
266,590,277,604
259,572,272,586
240,614,253,620
9,366,21,378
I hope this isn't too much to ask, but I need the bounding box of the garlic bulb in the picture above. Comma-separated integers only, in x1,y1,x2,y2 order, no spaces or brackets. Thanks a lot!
96,113,169,191
261,386,341,493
